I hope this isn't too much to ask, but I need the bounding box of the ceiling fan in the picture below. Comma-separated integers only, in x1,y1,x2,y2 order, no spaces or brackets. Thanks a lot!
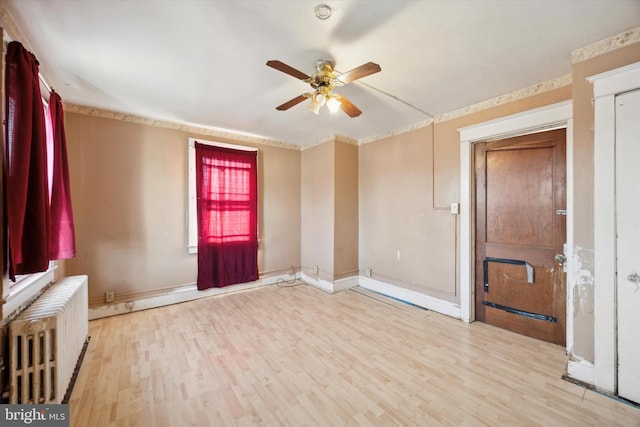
266,59,381,117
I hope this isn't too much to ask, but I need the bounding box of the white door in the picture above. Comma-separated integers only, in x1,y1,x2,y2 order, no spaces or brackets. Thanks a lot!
616,88,640,403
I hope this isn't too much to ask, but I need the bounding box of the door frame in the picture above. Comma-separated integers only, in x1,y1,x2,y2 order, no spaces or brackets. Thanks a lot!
457,101,573,340
589,61,640,395
473,130,567,345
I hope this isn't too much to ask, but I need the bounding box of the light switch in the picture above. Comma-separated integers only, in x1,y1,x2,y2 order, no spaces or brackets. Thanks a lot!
450,202,459,215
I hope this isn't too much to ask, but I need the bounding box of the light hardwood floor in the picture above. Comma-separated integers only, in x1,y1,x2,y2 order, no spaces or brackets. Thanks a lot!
69,283,640,426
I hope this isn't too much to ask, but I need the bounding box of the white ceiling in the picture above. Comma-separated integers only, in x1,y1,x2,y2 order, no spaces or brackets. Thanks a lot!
4,0,640,147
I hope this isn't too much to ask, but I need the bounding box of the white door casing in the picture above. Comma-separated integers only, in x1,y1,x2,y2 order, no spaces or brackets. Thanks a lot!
458,101,573,332
614,88,640,403
589,61,640,395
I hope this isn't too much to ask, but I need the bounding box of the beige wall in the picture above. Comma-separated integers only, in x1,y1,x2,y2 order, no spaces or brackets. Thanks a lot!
358,88,571,302
333,141,359,280
359,126,457,300
301,141,335,279
64,112,301,306
301,139,359,282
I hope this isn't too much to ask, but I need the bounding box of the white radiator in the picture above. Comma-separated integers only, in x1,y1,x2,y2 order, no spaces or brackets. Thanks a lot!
9,275,88,404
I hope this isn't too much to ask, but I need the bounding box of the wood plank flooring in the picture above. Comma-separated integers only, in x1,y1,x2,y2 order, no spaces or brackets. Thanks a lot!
68,283,640,426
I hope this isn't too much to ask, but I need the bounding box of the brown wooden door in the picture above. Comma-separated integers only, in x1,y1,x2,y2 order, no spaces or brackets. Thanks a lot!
474,129,566,346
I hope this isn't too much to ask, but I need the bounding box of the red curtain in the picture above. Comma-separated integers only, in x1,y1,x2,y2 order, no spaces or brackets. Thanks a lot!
46,91,76,260
4,41,49,279
195,143,258,289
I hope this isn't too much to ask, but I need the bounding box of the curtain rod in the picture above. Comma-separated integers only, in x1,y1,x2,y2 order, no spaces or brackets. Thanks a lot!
3,30,53,95
38,73,52,94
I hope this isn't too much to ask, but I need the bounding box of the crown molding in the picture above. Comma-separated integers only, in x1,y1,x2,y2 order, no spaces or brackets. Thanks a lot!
358,119,434,146
63,103,300,151
0,2,292,152
4,1,635,151
333,134,359,147
300,134,358,151
60,75,571,152
433,74,572,124
0,4,32,50
0,3,54,88
357,74,571,144
572,27,640,64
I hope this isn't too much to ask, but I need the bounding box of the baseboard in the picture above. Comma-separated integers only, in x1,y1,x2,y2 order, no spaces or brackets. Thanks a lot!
566,357,595,386
300,272,358,293
334,275,359,292
89,272,300,320
300,272,334,293
94,273,461,320
358,276,461,319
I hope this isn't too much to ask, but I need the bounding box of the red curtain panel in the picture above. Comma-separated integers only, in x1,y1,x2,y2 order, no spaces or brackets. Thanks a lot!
46,91,76,260
4,41,49,279
195,143,258,289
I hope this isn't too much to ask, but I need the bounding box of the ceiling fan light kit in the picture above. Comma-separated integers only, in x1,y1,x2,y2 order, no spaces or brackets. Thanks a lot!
308,90,341,115
266,59,381,117
325,96,341,113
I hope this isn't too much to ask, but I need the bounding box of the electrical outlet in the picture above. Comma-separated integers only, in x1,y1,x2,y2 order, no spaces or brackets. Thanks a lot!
313,265,319,274
105,290,115,303
365,268,372,277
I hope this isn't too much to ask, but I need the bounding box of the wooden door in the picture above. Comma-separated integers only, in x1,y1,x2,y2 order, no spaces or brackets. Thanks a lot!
474,129,566,346
615,89,640,404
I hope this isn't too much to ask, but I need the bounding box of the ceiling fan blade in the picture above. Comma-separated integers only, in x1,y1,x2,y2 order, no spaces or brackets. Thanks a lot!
335,62,381,84
266,60,311,81
335,95,362,117
276,94,310,111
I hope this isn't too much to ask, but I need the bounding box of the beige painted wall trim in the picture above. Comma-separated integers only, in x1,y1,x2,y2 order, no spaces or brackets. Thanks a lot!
572,26,640,64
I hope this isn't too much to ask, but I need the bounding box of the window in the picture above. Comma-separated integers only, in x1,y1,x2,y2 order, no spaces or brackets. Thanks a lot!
187,138,258,252
199,154,253,244
188,138,259,289
2,41,74,319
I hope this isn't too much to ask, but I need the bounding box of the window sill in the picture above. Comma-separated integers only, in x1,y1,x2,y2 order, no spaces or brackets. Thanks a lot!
1,266,56,322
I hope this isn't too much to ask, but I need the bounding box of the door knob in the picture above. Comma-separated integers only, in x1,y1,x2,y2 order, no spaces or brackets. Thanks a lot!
627,272,640,283
554,254,566,266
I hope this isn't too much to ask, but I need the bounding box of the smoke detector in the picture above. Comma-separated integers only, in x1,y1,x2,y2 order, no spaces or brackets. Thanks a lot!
315,4,332,20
